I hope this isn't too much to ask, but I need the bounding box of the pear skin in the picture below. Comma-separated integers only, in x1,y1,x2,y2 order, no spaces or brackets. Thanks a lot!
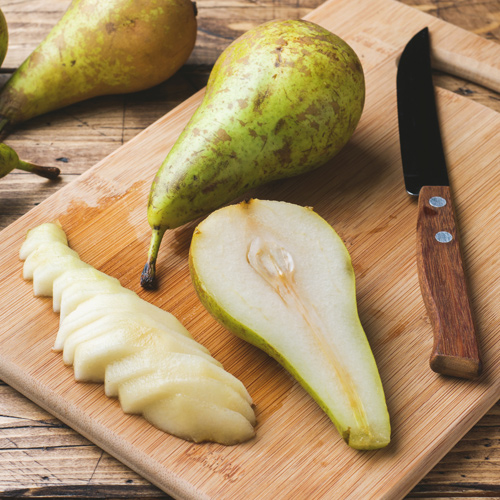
0,0,197,133
0,8,8,68
0,143,60,179
142,19,365,288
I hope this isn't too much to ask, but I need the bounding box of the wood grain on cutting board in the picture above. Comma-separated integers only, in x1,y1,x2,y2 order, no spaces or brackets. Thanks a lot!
0,0,499,498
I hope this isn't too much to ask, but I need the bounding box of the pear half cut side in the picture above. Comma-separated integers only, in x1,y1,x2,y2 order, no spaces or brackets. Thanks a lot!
189,199,390,450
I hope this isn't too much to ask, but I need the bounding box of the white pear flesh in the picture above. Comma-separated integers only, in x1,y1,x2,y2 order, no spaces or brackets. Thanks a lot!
55,308,197,353
19,221,67,260
58,280,135,322
189,199,390,450
21,222,256,445
56,292,192,348
53,267,120,312
72,325,220,383
143,395,255,445
62,314,211,365
105,350,252,403
23,242,79,280
118,371,255,424
32,257,90,297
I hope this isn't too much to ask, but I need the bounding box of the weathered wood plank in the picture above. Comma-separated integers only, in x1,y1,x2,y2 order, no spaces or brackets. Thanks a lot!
1,379,498,498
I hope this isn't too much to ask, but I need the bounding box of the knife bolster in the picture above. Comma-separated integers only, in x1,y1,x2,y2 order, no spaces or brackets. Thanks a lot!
416,185,482,379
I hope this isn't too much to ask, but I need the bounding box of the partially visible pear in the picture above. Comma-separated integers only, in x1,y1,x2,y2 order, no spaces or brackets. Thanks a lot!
0,0,197,134
189,199,390,450
0,143,60,179
142,19,365,288
0,8,8,67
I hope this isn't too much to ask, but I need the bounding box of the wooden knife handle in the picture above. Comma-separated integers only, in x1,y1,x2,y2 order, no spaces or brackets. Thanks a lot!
416,185,482,379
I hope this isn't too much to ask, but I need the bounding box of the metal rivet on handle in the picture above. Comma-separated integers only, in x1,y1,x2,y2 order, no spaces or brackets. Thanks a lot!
429,196,447,208
435,231,453,243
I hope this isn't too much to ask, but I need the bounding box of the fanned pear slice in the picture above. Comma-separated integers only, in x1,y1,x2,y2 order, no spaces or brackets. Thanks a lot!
59,281,136,322
33,257,90,297
143,395,255,445
21,221,256,445
57,292,192,348
72,325,222,382
53,267,120,312
118,371,255,424
23,242,79,280
105,350,252,403
56,307,196,352
62,314,211,365
19,222,67,260
190,199,391,450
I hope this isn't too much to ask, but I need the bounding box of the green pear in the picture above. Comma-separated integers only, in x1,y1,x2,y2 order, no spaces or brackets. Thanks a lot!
189,199,390,450
142,19,365,288
0,0,197,133
0,143,60,179
0,8,8,67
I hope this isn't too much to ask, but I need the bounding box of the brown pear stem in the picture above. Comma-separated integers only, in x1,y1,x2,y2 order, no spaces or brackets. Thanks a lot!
141,227,166,289
17,160,61,180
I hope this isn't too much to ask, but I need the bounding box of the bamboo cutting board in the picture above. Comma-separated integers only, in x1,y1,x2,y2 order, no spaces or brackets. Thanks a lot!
0,0,499,497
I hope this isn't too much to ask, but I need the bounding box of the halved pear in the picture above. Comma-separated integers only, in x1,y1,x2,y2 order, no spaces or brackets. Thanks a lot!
72,324,220,382
118,371,255,423
19,222,67,260
189,199,391,450
62,314,211,365
53,267,120,312
105,350,252,402
143,395,255,445
23,242,79,280
57,292,192,346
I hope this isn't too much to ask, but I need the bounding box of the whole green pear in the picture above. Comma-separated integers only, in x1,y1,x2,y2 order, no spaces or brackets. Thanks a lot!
0,143,60,179
0,8,8,68
0,0,197,133
142,19,365,288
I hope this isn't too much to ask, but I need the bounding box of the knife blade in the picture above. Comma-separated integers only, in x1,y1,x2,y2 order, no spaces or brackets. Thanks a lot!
396,27,482,379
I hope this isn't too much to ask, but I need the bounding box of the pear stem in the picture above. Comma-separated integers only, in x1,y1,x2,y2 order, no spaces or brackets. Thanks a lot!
141,227,166,290
17,160,61,180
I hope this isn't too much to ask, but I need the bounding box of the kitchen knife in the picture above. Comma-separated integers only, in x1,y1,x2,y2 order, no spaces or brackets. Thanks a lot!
396,27,482,379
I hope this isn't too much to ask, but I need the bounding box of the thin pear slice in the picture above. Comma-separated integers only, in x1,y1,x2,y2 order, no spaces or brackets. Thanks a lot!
33,257,90,297
62,315,210,365
105,350,252,403
59,281,136,322
19,222,67,260
118,371,255,424
53,267,120,312
23,242,79,280
58,292,192,344
72,326,221,383
143,395,255,445
190,199,391,450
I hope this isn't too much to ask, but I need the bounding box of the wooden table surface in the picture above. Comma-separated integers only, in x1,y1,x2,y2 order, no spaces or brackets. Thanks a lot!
0,0,498,498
